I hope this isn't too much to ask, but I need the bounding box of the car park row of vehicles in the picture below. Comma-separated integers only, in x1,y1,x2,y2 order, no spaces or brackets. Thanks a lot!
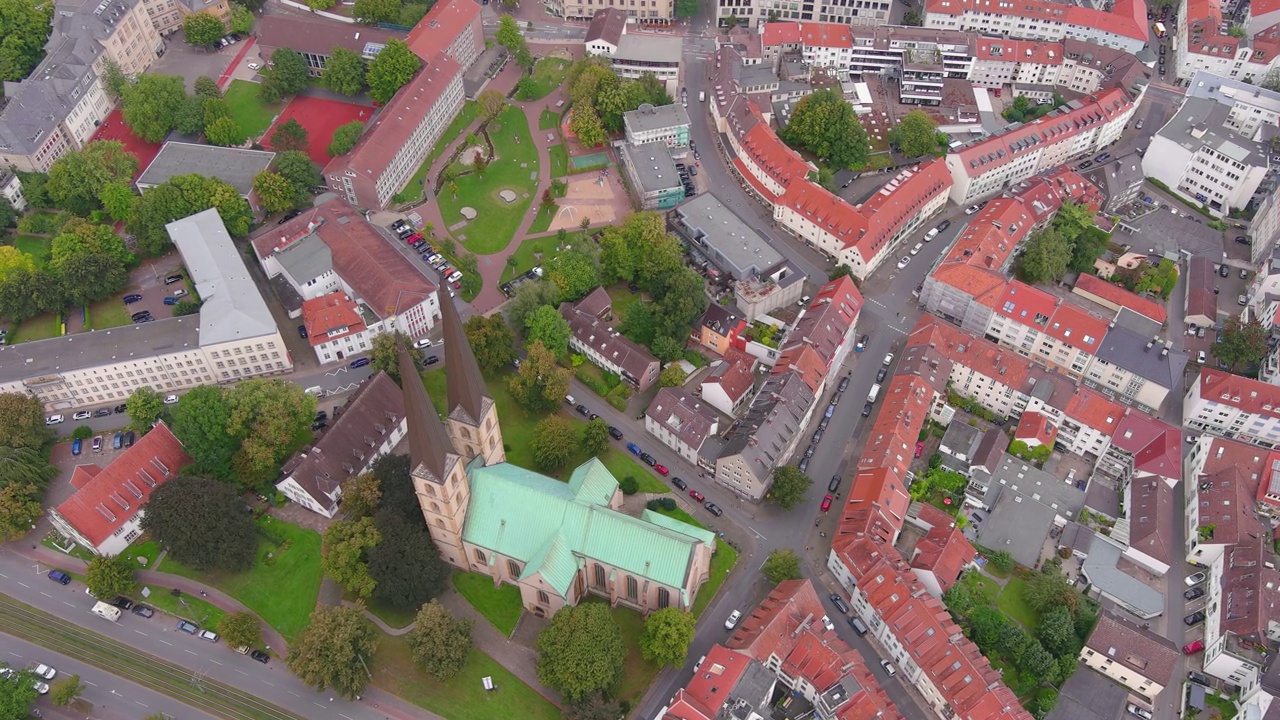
391,220,464,289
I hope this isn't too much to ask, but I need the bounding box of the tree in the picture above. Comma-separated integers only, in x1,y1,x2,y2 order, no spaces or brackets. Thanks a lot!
260,48,310,103
1023,566,1080,614
0,447,57,487
0,0,54,84
524,304,571,356
366,39,421,105
229,3,254,33
508,341,572,415
122,73,187,142
368,509,450,609
903,8,923,24
0,266,60,322
328,120,364,157
126,387,166,432
544,240,601,302
532,416,577,472
769,466,813,510
205,116,246,147
217,611,263,650
253,170,298,213
183,12,225,47
227,379,317,489
478,88,506,123
658,364,686,388
168,386,236,479
0,247,35,285
341,474,382,520
0,481,42,541
463,314,518,375
569,103,607,148
13,169,51,210
762,549,803,584
98,181,137,222
639,607,696,668
674,0,698,17
1019,640,1056,678
1068,226,1109,273
270,119,309,152
194,75,222,99
140,475,258,571
505,280,561,333
196,96,230,133
1016,227,1072,283
129,173,254,255
495,15,528,57
353,0,400,23
1217,317,1269,371
287,604,379,699
989,550,1015,574
536,602,627,702
406,600,474,680
322,517,380,598
85,554,135,599
0,664,39,718
50,219,133,271
1036,605,1078,657
321,47,367,96
48,674,82,707
0,393,50,450
46,141,139,216
780,89,869,170
888,109,942,157
566,693,625,720
369,331,421,383
274,150,322,201
581,418,610,457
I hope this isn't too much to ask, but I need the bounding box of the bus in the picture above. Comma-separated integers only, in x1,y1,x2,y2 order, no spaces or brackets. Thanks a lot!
1154,22,1167,38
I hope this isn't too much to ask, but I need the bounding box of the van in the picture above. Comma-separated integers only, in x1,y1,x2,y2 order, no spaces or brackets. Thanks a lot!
91,602,121,622
699,91,706,102
304,386,324,398
565,395,576,405
848,616,869,635
867,383,881,403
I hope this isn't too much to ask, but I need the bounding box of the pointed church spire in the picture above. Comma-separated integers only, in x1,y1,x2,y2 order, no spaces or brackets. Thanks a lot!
442,298,490,425
397,341,455,484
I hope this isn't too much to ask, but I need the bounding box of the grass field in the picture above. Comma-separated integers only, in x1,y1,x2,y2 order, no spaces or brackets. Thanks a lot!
88,297,130,330
600,448,667,494
372,634,559,720
12,313,61,342
144,587,227,629
654,506,702,528
157,515,321,641
453,572,524,636
997,576,1039,631
121,538,162,569
539,108,562,131
364,598,418,631
527,205,555,235
517,57,571,101
605,282,644,324
438,105,538,255
692,544,737,617
14,235,50,266
223,80,283,138
548,144,568,178
502,232,570,281
401,101,481,202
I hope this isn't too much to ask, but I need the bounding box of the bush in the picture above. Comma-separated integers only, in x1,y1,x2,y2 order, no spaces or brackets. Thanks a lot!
72,425,94,440
17,211,67,235
659,497,676,511
574,366,611,396
646,499,661,511
619,476,639,495
605,384,630,412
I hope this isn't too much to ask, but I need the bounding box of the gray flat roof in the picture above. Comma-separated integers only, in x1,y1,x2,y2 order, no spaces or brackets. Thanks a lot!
674,193,782,279
1094,324,1187,389
1080,535,1166,617
974,454,1087,567
1045,664,1131,720
1187,70,1280,114
1155,98,1264,168
137,142,276,196
167,209,281,346
615,34,682,64
624,103,690,135
0,318,202,384
621,142,683,193
275,234,334,285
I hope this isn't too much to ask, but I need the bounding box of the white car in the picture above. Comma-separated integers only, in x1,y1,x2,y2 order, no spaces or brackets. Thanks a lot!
896,256,911,269
724,610,741,630
198,629,220,642
46,414,64,425
172,289,188,297
821,615,835,631
965,204,981,214
413,337,433,349
73,410,92,420
910,242,923,256
247,62,260,71
446,270,463,283
1186,571,1207,586
880,659,896,676
924,228,939,241
32,664,55,680
1126,703,1154,719
164,394,179,405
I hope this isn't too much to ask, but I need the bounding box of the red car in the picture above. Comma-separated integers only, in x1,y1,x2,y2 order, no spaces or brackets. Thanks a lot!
1183,640,1204,655
689,490,705,502
654,464,669,476
405,233,423,244
915,441,925,458
821,494,833,512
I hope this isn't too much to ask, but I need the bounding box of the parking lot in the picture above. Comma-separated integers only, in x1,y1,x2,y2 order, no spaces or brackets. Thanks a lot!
148,36,241,91
1115,201,1225,262
120,259,191,326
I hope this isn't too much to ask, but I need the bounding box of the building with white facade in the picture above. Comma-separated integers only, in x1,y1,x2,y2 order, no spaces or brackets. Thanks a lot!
922,0,1149,53
1184,368,1280,447
0,172,27,212
1079,613,1181,702
1175,0,1256,82
645,387,720,465
251,198,440,361
714,0,890,29
623,103,690,149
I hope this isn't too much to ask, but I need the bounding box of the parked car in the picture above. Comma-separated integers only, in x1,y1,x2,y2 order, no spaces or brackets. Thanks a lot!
627,442,641,456
672,477,688,490
109,596,133,610
164,274,184,285
71,438,82,456
94,408,111,417
640,453,657,467
937,220,951,232
876,367,888,383
704,502,723,516
131,311,152,322
424,355,440,365
47,570,71,585
92,436,102,452
1126,703,1154,719
250,649,270,664
820,494,833,511
829,593,849,614
724,610,741,630
828,475,841,492
575,404,590,416
172,289,188,297
114,404,128,414
964,205,981,215
123,294,143,304
113,431,123,449
176,621,199,634
132,605,154,618
349,357,371,369
654,464,670,476
1184,586,1205,600
297,325,308,338
839,375,851,392
1186,571,1207,586
198,629,219,642
1183,640,1205,655
896,256,911,269
125,431,135,447
608,426,623,440
861,403,873,417
73,410,91,420
1184,610,1206,625
163,394,179,404
880,660,896,677
689,490,705,502
31,664,55,680
46,414,65,425
1219,264,1230,278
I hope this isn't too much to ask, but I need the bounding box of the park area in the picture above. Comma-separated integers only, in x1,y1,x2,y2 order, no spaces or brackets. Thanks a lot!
223,79,284,139
264,94,373,165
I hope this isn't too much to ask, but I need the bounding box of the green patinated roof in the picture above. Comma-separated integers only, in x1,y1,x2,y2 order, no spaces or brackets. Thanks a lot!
641,510,717,547
463,458,710,594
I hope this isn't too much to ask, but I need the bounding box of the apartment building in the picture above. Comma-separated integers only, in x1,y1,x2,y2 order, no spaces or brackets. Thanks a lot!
1185,368,1280,447
619,142,687,210
944,88,1135,204
982,280,1109,380
257,15,403,77
1175,0,1253,82
922,0,1148,53
1079,613,1181,702
645,387,721,466
251,198,440,353
405,0,485,70
772,276,863,396
137,142,275,200
714,372,816,500
557,0,675,23
623,103,690,148
0,172,27,212
581,9,681,76
141,0,228,38
969,37,1149,96
700,354,756,418
715,0,890,29
560,294,661,391
1142,96,1268,217
0,0,161,172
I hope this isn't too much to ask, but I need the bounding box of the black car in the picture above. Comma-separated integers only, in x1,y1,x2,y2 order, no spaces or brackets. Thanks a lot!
804,444,815,458
875,367,888,383
838,376,850,392
424,355,440,365
812,428,823,444
297,325,308,338
164,274,184,285
589,413,600,421
250,649,270,664
704,502,723,517
132,312,152,322
315,410,328,421
672,477,688,490
131,604,154,618
1078,160,1093,169
830,592,850,614
640,453,656,467
1184,611,1206,626
312,419,327,431
818,416,830,430
125,430,135,447
828,475,841,492
114,404,128,414
937,220,951,232
1184,586,1206,601
608,426,624,440
123,294,143,304
861,403,873,417
276,210,302,225
1236,235,1251,244
576,404,590,416
109,596,134,610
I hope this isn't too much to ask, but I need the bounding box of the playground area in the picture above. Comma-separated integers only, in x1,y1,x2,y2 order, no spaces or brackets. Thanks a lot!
263,94,372,165
547,171,627,232
89,108,162,178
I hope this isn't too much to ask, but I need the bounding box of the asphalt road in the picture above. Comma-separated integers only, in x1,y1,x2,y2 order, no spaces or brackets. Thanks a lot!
2,632,221,720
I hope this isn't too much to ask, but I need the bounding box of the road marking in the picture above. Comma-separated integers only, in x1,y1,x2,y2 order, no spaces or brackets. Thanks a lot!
0,572,7,578
288,691,300,697
235,669,248,676
158,640,172,646
260,680,275,687
340,715,355,720
313,702,326,709
134,630,148,636
63,602,75,608
16,582,27,588
135,701,148,708
184,649,197,655
84,680,97,687
209,659,222,666
39,592,51,598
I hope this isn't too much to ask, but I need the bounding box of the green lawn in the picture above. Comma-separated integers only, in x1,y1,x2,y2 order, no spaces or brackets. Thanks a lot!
517,57,571,101
605,282,644,323
453,572,524,636
692,544,737,617
548,144,568,178
372,634,559,720
365,598,418,631
401,100,481,202
501,232,573,282
600,448,668,494
120,538,162,569
144,586,227,629
438,105,538,254
87,296,130,330
223,79,283,139
958,571,1001,605
996,576,1039,631
14,235,50,266
527,205,555,236
12,312,61,342
654,505,702,528
538,108,562,131
41,534,94,563
157,515,321,641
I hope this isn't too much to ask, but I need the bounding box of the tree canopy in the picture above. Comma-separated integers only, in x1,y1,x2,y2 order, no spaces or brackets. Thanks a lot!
287,604,379,699
888,110,943,157
581,418,610,457
0,393,51,450
121,74,188,143
535,602,627,702
125,387,166,433
531,416,577,472
0,0,55,85
321,517,380,598
140,475,259,571
366,39,420,104
129,173,253,255
0,665,39,720
46,141,139,216
463,314,518,375
182,12,225,47
1217,317,1269,371
769,466,813,510
226,379,316,489
321,47,367,96
780,89,869,170
260,49,310,103
639,607,695,668
406,600,474,680
1016,227,1072,284
217,611,263,650
762,549,803,584
269,119,309,152
205,116,247,147
85,554,135,599
253,171,298,213
367,507,451,610
508,340,571,414
524,304,571,356
328,121,365,157
273,150,322,203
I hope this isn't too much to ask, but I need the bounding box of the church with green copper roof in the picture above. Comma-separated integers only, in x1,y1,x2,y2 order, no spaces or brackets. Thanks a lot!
397,299,714,617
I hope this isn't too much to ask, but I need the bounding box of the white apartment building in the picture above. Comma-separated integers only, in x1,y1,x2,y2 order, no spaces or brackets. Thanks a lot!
1184,368,1280,447
0,172,27,212
922,0,1149,53
0,209,291,410
716,0,890,29
623,103,691,148
644,387,719,465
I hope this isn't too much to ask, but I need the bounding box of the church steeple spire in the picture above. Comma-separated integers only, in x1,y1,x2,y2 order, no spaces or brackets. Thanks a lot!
442,298,490,426
397,342,457,485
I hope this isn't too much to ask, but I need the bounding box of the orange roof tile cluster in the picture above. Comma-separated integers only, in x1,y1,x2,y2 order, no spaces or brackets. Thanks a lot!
405,0,482,63
988,279,1114,358
762,21,856,48
1196,368,1280,420
739,116,813,190
910,504,978,593
1073,273,1168,323
302,292,366,348
704,351,756,403
1110,411,1183,481
924,0,1148,42
1009,167,1105,226
661,645,751,720
1184,0,1241,59
1251,22,1280,67
855,160,955,263
974,38,1064,64
774,276,863,389
1016,410,1058,446
831,536,1033,720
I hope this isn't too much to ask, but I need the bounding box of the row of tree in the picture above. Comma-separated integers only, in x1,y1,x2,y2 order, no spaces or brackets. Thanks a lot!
565,56,671,148
0,395,57,540
181,5,254,49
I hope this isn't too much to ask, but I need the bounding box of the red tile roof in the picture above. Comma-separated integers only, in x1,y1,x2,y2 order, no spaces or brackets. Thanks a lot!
923,0,1148,41
1062,386,1125,432
302,292,366,348
1043,303,1109,354
663,644,750,720
992,280,1057,321
761,21,803,45
739,117,813,190
1126,476,1175,564
584,8,628,46
973,39,1063,64
1196,436,1269,546
55,422,191,547
257,15,403,58
705,353,755,403
1073,273,1168,324
855,159,953,264
1196,368,1280,420
797,22,854,48
1257,450,1280,511
779,180,865,247
405,0,482,63
1184,0,1240,59
775,276,863,383
1010,168,1104,226
911,504,977,593
1111,411,1183,481
1015,410,1058,447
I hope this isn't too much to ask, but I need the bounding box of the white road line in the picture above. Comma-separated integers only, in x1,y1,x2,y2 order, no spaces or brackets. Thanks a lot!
135,701,149,708
313,702,326,709
134,630,148,636
63,602,75,608
16,582,28,588
340,715,355,720
39,592,51,598
288,691,299,697
235,669,249,676
260,680,274,687
0,572,8,578
209,659,222,666
158,640,172,646
184,649,197,655
84,681,97,687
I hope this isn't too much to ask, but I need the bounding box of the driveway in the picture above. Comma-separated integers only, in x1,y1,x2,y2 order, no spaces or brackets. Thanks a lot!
149,37,241,92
